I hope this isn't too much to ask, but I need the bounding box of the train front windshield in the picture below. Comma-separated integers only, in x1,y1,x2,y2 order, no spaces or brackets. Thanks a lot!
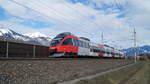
50,32,71,47
50,39,61,47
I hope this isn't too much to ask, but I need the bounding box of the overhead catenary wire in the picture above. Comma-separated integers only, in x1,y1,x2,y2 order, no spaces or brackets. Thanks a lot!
9,0,96,38
36,0,97,36
36,0,102,37
62,1,102,28
114,0,138,61
9,0,134,50
62,1,126,46
9,0,117,39
62,1,116,44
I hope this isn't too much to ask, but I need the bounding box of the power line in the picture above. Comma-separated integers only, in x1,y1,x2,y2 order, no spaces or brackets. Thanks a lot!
10,0,123,42
63,2,102,28
60,1,123,41
114,0,122,10
9,0,96,38
36,0,101,36
9,0,133,49
29,0,98,37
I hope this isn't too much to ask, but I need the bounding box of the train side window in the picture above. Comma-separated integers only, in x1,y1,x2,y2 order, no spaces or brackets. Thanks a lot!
85,43,89,48
84,42,87,48
85,42,87,48
87,43,90,48
82,41,84,48
80,41,83,47
85,43,87,48
83,42,86,48
62,38,73,45
77,40,80,47
79,40,82,47
101,49,105,53
90,49,93,52
82,41,85,48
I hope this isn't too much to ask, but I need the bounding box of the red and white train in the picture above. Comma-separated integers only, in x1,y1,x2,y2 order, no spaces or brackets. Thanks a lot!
49,32,124,58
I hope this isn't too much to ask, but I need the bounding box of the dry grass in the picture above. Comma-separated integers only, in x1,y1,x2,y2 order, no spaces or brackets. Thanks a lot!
76,61,150,84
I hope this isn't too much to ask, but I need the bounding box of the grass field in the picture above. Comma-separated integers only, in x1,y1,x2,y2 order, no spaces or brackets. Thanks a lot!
75,61,150,84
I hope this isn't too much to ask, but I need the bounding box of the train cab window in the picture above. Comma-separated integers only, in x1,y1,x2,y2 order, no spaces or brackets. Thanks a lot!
50,39,61,47
62,38,73,45
72,39,75,46
76,40,80,47
74,39,79,47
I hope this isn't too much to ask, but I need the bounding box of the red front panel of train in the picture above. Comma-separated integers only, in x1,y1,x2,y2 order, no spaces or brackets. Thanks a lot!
57,45,78,53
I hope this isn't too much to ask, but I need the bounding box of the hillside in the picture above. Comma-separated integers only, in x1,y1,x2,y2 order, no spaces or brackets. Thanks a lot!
0,28,51,46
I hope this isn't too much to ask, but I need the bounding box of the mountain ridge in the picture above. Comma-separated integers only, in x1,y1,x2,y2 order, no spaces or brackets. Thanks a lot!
0,28,51,46
123,45,150,56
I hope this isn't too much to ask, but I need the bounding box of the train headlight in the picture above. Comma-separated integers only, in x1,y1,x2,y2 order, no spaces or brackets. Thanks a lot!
50,47,55,49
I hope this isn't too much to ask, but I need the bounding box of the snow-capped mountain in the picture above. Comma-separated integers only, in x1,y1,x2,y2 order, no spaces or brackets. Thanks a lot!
0,28,34,41
123,45,150,56
0,28,51,46
24,32,47,38
24,32,51,46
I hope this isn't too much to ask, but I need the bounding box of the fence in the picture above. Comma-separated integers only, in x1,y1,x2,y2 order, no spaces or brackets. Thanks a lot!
0,38,49,59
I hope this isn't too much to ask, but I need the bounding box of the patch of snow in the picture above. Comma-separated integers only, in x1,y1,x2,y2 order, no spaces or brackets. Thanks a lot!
0,28,12,34
24,32,47,38
0,32,2,36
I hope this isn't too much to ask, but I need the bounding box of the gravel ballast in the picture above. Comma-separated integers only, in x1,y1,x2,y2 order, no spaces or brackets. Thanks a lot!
0,59,133,84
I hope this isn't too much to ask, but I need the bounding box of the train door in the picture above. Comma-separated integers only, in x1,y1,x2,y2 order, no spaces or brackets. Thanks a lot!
77,40,90,56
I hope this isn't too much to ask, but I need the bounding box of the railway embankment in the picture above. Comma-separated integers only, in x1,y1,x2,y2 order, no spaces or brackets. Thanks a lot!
0,59,133,84
75,60,150,84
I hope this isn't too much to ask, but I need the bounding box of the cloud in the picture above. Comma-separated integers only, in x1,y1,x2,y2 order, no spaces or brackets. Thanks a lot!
0,0,150,48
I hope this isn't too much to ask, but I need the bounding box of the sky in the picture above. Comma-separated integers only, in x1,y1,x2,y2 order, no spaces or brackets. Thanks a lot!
0,0,150,48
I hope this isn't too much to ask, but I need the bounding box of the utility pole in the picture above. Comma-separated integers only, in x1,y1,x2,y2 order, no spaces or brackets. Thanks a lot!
101,32,104,44
138,47,140,56
138,46,140,60
134,28,137,62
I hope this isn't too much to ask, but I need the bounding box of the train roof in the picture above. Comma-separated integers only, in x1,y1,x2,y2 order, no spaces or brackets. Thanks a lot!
58,32,75,36
79,37,90,41
55,32,91,42
104,44,110,47
54,32,75,39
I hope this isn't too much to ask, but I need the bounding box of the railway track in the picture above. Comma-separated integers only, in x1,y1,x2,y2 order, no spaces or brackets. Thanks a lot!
0,58,103,61
0,56,124,60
